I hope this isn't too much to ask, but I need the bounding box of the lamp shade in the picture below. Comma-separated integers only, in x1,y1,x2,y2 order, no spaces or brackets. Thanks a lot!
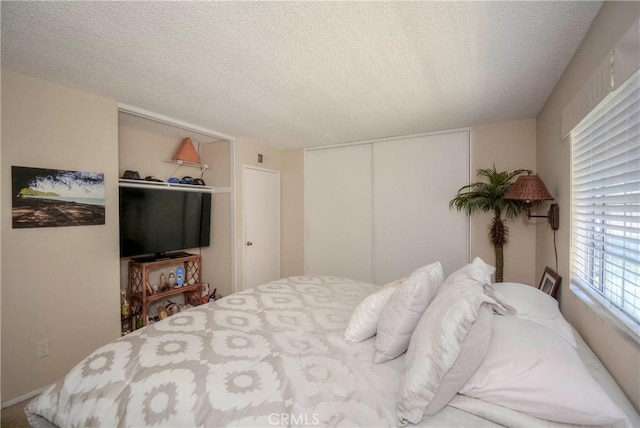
504,173,554,202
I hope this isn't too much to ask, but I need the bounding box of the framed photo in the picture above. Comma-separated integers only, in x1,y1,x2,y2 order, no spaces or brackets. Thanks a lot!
201,283,210,298
11,165,105,228
538,267,561,298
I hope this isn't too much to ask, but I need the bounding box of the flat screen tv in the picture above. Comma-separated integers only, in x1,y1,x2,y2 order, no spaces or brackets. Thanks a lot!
119,185,211,260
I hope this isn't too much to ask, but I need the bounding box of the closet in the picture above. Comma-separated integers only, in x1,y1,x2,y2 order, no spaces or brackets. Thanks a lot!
305,131,469,284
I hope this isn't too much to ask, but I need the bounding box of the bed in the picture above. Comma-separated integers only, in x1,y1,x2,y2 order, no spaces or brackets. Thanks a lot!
26,260,639,427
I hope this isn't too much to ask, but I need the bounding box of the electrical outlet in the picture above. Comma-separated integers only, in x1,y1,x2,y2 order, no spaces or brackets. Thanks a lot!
36,339,50,358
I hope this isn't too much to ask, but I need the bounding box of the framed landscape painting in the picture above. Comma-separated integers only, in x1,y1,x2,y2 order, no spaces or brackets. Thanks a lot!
12,166,105,228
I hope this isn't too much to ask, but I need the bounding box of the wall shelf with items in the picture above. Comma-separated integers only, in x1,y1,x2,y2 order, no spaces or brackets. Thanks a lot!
163,159,209,181
126,253,204,331
119,178,214,193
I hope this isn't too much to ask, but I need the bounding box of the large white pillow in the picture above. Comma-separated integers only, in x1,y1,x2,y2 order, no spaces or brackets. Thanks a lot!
460,316,626,425
396,281,505,424
384,277,407,288
492,282,576,347
344,286,398,343
374,262,443,363
441,257,495,289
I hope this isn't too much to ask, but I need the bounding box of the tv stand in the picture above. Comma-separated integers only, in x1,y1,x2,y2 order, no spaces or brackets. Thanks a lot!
126,253,204,332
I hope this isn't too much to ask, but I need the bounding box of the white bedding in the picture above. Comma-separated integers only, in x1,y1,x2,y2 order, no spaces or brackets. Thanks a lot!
26,276,639,427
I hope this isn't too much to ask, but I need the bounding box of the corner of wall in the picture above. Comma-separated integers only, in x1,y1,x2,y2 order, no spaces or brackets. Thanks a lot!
469,118,537,286
281,148,305,278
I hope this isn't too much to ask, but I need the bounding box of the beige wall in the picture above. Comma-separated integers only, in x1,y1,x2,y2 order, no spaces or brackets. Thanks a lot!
281,149,305,278
235,138,283,290
1,69,3,405
118,125,234,297
470,119,537,285
1,70,120,402
536,1,640,410
201,141,233,297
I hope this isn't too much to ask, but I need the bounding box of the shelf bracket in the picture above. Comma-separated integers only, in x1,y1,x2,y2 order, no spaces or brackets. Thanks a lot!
165,159,210,181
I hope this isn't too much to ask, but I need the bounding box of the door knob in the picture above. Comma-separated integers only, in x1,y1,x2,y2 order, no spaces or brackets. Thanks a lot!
246,241,253,246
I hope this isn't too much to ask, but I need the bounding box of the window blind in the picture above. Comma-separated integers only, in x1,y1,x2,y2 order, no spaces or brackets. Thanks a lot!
571,71,640,330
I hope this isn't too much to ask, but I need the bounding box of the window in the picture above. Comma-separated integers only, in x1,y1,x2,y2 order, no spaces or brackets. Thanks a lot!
571,71,640,334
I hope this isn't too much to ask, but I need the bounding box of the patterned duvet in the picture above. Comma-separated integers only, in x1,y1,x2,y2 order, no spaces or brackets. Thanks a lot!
25,276,637,427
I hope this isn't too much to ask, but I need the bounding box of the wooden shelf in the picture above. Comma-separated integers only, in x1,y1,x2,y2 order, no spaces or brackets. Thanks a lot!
145,283,202,304
126,253,203,331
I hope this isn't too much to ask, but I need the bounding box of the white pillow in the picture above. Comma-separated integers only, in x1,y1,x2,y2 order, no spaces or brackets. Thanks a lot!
384,277,407,288
441,257,495,289
492,282,576,347
344,287,398,343
396,281,505,424
460,316,626,425
374,262,443,363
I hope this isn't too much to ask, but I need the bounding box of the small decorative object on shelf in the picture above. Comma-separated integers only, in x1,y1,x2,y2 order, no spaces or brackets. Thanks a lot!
159,273,167,291
121,288,133,336
176,266,185,286
121,289,130,318
165,300,180,315
201,283,210,304
173,138,201,164
168,270,176,288
211,288,222,301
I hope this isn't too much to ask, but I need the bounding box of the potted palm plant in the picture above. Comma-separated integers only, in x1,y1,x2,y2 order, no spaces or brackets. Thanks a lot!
449,166,532,282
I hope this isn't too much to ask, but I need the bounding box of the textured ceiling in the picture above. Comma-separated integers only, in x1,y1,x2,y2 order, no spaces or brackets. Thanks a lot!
1,1,602,149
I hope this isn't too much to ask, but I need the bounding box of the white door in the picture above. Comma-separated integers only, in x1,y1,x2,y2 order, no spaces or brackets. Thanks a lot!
243,166,280,289
305,144,373,282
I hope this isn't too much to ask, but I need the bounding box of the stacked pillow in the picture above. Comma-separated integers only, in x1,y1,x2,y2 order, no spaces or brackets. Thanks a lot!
374,261,444,363
344,257,627,427
459,315,626,425
439,256,495,288
344,258,492,355
491,282,576,346
396,257,501,423
457,281,625,425
344,283,401,343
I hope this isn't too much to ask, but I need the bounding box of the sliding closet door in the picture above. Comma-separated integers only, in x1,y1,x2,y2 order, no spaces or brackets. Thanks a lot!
374,132,469,283
306,144,373,282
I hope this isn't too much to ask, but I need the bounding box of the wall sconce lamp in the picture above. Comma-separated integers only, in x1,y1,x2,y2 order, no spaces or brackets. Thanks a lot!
504,173,559,230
